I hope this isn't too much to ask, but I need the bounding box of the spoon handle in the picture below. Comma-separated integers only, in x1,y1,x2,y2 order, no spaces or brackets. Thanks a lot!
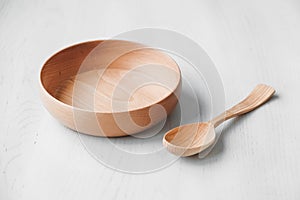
211,84,275,127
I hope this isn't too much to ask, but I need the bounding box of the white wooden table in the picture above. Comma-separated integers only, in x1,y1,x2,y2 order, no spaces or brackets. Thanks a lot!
1,0,299,199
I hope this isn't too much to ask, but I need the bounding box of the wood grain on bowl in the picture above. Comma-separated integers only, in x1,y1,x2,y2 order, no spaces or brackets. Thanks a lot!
40,40,181,137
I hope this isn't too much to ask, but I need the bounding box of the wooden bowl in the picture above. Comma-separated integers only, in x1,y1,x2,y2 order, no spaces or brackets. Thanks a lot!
40,40,181,137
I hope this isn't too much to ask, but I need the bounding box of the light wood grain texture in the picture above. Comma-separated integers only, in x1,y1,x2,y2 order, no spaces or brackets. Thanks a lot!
164,84,275,156
40,40,181,136
1,0,300,200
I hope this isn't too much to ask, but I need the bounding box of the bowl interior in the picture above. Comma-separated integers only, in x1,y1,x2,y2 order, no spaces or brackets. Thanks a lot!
41,40,181,113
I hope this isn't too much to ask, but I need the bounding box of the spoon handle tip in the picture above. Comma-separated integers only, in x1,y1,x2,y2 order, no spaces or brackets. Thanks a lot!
211,84,275,127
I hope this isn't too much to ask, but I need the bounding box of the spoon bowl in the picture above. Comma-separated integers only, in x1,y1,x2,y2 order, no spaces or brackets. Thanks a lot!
163,122,216,157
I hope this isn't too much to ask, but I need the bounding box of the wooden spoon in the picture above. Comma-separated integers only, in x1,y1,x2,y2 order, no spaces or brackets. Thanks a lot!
163,84,275,157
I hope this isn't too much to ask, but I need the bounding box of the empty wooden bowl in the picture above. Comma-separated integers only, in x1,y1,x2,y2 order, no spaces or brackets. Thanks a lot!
40,40,181,137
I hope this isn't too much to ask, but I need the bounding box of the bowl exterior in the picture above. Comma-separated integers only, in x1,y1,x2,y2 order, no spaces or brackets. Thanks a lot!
40,80,181,137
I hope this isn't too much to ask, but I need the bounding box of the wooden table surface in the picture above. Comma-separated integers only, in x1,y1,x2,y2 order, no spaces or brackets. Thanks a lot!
1,0,299,199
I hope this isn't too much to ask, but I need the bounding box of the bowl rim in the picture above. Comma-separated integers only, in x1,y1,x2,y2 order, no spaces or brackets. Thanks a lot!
40,39,182,114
